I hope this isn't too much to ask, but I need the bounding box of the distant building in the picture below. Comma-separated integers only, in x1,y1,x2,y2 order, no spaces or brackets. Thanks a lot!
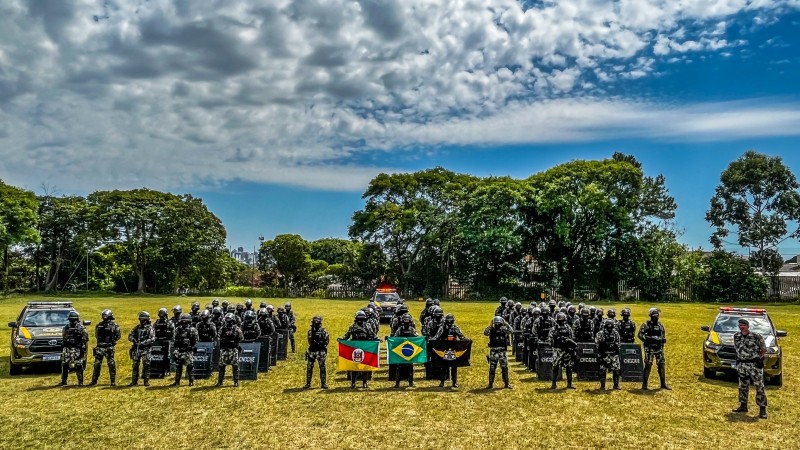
231,246,258,266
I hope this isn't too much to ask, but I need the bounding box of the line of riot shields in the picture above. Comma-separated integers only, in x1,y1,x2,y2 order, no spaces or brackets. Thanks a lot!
513,331,643,382
147,328,291,381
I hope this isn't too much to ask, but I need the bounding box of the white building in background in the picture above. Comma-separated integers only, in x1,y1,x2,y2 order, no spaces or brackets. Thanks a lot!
231,246,258,266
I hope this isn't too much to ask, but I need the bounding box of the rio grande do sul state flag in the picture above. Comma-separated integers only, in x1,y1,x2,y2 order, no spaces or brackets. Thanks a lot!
337,340,380,371
386,336,428,365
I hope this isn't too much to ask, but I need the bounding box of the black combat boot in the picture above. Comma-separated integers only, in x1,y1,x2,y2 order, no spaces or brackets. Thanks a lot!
59,365,69,386
362,378,368,389
89,365,100,386
759,407,767,419
732,403,748,413
487,370,496,389
600,377,606,391
304,365,313,389
187,366,194,387
612,372,621,390
566,369,575,389
502,367,512,389
215,366,225,386
142,374,150,387
452,369,459,388
171,368,182,386
109,360,117,386
657,363,671,390
439,379,445,388
551,367,558,389
320,366,328,389
76,368,84,386
232,365,239,387
128,369,139,387
641,365,651,390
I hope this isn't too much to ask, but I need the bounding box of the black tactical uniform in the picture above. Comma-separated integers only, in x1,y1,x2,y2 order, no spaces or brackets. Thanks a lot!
432,313,467,388
197,310,218,343
304,316,329,389
617,308,636,343
573,309,595,342
60,311,89,386
484,316,512,389
341,311,377,388
392,314,418,388
638,308,670,390
241,311,262,342
90,309,121,386
217,314,244,387
128,312,156,386
549,313,577,390
285,303,297,353
172,314,199,386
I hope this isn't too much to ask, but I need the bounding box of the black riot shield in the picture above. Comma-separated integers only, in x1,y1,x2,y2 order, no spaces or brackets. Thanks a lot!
513,332,524,362
269,334,279,366
525,337,537,370
575,343,601,381
238,342,261,380
277,329,289,361
192,342,215,379
620,343,644,382
536,342,561,381
148,340,171,379
257,336,271,372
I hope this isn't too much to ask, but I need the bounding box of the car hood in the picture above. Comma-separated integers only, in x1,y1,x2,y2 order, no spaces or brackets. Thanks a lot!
378,302,398,308
19,326,64,339
714,332,776,347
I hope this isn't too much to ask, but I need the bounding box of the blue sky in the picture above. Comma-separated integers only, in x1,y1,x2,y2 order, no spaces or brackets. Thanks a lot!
1,1,800,257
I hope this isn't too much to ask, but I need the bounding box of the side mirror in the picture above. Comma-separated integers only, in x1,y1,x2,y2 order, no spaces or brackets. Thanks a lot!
7,322,18,328
83,320,92,326
700,325,710,332
776,330,788,338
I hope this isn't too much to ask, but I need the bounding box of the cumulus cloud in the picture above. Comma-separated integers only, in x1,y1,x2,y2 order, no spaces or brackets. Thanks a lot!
0,0,798,192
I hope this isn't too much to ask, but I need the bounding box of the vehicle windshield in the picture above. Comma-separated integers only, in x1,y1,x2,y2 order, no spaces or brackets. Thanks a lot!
375,293,400,303
22,310,72,327
713,314,773,336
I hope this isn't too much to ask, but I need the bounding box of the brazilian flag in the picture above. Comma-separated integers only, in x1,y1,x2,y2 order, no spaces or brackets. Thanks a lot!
387,336,428,365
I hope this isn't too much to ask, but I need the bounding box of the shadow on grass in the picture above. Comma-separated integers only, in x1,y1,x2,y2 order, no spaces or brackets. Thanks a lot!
320,386,360,394
414,386,459,393
725,412,759,423
27,384,63,391
584,388,615,396
468,387,509,394
146,385,176,391
628,389,658,396
192,385,230,392
534,387,567,394
100,385,129,391
282,387,308,394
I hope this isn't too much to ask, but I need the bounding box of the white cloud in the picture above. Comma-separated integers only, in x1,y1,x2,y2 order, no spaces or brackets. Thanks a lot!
0,0,798,192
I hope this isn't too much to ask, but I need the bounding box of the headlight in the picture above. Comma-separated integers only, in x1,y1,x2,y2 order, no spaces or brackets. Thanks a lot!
15,336,33,346
704,341,721,350
767,346,780,355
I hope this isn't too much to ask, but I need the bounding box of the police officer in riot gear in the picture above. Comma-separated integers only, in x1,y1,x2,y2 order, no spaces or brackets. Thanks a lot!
432,313,467,388
638,308,671,390
618,308,636,343
390,304,410,334
484,316,512,389
217,313,244,387
392,313,418,388
574,308,595,342
221,300,230,314
341,310,377,388
524,307,541,371
190,302,202,325
211,307,225,332
596,319,622,390
257,307,276,337
241,310,262,342
128,312,155,386
494,297,508,316
89,309,121,386
547,299,557,318
197,310,218,343
549,312,577,390
212,298,220,309
593,308,605,336
60,311,89,386
284,302,297,353
304,316,329,389
172,314,199,386
420,298,435,325
245,298,253,312
170,305,182,327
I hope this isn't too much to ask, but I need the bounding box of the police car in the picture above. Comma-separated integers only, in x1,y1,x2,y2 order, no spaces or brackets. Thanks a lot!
371,287,402,322
7,301,90,375
701,307,787,386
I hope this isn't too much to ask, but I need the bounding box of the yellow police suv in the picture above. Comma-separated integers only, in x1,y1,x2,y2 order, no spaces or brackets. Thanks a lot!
8,301,90,375
701,307,787,386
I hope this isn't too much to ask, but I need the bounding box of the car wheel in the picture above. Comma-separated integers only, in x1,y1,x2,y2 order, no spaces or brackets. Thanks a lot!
770,373,783,387
9,360,22,376
703,367,715,379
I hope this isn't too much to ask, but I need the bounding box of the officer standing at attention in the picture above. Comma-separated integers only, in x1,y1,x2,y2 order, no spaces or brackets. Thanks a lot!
89,309,121,386
128,311,156,387
549,312,577,390
617,307,636,343
172,314,199,386
392,313,418,388
484,316,512,389
432,313,467,388
732,318,768,419
216,313,244,387
596,319,622,391
59,311,89,386
304,316,329,390
638,308,671,390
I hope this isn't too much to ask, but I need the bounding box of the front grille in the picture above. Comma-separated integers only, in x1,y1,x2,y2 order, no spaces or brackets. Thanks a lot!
717,345,737,360
29,339,62,353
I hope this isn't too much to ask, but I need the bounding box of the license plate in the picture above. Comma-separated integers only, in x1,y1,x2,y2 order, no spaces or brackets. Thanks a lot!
43,354,61,361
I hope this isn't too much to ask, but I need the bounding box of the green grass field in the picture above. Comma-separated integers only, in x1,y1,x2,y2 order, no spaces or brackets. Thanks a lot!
1,296,799,449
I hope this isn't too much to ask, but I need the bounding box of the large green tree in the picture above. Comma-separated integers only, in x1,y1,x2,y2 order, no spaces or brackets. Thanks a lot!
707,150,800,275
33,195,89,291
258,234,312,289
0,180,40,294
